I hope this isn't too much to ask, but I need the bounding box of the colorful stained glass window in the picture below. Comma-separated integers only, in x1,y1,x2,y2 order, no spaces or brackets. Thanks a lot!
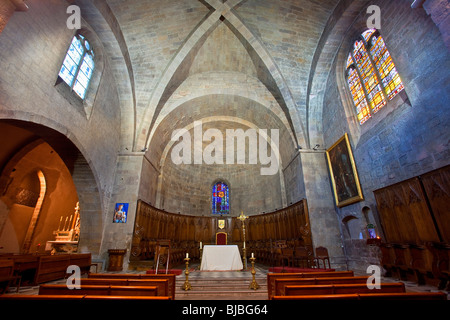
369,35,404,100
361,28,377,42
212,182,229,215
346,29,405,125
347,67,371,125
353,40,386,113
59,34,95,99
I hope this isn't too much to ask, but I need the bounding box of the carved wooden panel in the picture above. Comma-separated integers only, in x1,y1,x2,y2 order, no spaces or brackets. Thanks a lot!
374,166,449,245
131,199,311,260
421,165,450,242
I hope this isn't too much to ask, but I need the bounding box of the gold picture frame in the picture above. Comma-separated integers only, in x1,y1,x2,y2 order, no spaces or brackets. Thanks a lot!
326,133,364,207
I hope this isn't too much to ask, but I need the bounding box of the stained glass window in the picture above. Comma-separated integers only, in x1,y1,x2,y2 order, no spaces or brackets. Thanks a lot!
353,40,386,113
369,35,404,100
346,29,404,125
59,34,95,99
347,67,371,125
212,182,229,215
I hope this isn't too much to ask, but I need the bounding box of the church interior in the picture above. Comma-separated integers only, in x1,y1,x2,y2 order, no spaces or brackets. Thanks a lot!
0,0,449,303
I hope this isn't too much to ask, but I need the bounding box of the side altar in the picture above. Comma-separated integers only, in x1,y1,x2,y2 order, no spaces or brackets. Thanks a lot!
45,202,81,254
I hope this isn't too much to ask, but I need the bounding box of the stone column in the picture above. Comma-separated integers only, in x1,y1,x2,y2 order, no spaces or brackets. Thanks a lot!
0,0,28,34
300,151,347,270
100,153,144,271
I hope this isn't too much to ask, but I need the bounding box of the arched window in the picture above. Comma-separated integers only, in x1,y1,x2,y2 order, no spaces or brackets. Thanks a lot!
212,182,229,215
346,29,404,125
58,34,95,99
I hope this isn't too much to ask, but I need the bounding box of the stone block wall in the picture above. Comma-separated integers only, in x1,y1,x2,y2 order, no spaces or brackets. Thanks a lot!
321,0,450,272
0,0,122,258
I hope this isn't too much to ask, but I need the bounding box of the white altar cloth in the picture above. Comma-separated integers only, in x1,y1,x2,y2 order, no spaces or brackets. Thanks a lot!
200,245,243,271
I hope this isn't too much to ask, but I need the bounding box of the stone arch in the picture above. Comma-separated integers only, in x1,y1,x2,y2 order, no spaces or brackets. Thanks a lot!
137,0,306,151
0,116,104,255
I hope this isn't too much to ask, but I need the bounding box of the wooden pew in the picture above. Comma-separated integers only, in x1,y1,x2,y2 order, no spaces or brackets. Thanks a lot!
267,271,354,299
0,294,171,301
272,292,447,300
0,259,20,294
284,282,405,296
273,276,369,298
38,284,159,297
358,292,447,300
69,253,92,275
80,278,169,297
88,273,176,299
2,254,39,286
34,255,70,284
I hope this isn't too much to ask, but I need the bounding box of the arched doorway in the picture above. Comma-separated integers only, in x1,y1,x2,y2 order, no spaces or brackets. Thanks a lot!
0,119,103,255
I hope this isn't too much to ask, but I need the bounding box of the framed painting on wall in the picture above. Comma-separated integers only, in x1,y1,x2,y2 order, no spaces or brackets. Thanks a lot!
326,133,364,207
113,203,128,223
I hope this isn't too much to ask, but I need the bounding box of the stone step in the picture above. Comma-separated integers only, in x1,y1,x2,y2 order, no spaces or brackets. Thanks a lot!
175,276,268,300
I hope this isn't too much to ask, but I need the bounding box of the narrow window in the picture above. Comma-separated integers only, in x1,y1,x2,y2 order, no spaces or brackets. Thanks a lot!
212,182,229,215
58,34,95,99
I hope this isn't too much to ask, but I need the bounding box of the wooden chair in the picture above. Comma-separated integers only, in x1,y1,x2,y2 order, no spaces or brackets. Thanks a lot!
293,246,313,268
216,232,227,245
314,247,331,269
280,248,294,267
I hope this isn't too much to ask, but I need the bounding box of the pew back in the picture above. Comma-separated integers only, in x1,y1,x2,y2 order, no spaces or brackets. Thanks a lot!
273,276,369,297
88,273,176,299
272,292,447,300
284,282,405,296
267,271,354,299
80,278,169,297
38,284,159,296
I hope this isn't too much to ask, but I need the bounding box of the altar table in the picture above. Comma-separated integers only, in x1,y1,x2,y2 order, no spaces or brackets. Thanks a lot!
200,245,243,271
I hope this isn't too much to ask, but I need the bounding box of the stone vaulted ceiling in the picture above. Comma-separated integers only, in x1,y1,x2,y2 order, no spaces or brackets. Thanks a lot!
75,0,363,158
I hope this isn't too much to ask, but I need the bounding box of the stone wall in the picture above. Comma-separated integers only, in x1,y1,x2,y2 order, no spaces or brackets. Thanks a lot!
321,0,450,272
0,0,122,258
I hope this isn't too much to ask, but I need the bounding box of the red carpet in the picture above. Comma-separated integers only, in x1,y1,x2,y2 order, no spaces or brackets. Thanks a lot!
146,269,183,275
268,267,335,273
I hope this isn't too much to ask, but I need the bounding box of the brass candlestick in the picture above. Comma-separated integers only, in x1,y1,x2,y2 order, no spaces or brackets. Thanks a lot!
238,211,249,269
182,257,192,291
249,256,259,290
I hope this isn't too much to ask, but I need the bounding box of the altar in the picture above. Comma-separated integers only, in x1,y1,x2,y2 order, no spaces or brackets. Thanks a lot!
200,245,243,271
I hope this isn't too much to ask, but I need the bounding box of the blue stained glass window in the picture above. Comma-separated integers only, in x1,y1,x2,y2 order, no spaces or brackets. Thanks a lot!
212,182,229,215
58,34,95,99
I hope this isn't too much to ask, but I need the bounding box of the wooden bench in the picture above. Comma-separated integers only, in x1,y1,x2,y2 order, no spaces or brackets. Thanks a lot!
69,253,92,275
272,276,369,298
272,292,447,300
88,273,176,299
283,282,405,296
0,294,171,301
0,259,20,294
79,278,170,298
267,271,354,299
34,255,70,284
38,284,159,297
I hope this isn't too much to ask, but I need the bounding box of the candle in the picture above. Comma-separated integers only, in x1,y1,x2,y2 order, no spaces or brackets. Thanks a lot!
252,252,254,258
186,253,189,259
200,241,202,249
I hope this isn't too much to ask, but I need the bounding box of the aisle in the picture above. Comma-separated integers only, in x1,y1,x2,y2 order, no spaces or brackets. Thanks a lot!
175,263,268,300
